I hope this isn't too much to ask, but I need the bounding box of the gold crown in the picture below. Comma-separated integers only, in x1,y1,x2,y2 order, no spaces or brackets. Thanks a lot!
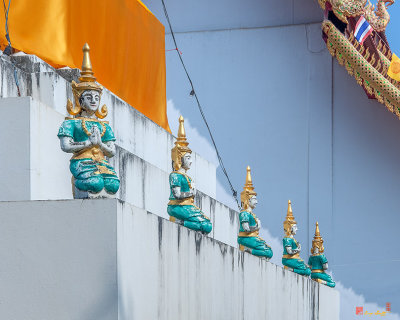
311,221,324,254
240,166,257,210
283,200,297,236
171,116,192,170
67,43,107,119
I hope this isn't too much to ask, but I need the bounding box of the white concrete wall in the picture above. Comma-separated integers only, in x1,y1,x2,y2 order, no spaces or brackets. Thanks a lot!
0,95,237,246
0,199,118,320
0,54,216,198
117,199,339,320
0,199,339,320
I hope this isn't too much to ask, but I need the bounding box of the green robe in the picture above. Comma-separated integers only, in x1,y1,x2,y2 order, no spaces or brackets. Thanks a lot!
167,172,212,234
58,118,120,194
237,210,273,259
282,237,311,276
308,254,335,287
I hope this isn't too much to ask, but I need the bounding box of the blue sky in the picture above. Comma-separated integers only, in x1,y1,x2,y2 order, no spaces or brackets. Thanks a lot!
385,1,399,53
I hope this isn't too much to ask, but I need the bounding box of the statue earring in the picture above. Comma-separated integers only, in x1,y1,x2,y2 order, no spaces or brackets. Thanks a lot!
67,99,82,116
95,104,108,119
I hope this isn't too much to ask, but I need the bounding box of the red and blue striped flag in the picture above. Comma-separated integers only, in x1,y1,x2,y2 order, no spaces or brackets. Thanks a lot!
354,16,373,45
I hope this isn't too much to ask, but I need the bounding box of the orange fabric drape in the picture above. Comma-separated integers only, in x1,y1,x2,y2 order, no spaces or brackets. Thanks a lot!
0,0,170,132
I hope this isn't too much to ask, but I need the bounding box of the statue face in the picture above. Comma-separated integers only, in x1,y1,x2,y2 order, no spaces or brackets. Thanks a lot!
291,224,298,235
181,153,192,170
314,247,319,254
80,90,100,113
249,195,258,209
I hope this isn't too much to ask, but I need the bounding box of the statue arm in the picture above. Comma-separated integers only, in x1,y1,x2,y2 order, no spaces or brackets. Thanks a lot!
172,186,193,199
253,218,261,231
59,136,90,153
241,222,250,232
323,262,328,270
99,140,116,158
249,223,259,232
285,246,300,255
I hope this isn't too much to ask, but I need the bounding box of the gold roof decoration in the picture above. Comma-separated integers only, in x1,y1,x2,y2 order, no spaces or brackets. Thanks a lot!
283,200,297,236
311,222,325,255
240,166,257,210
67,43,107,119
319,0,400,121
171,116,192,171
323,20,400,117
318,0,367,24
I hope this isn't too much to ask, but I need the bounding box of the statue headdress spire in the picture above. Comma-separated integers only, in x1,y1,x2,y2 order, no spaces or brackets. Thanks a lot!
283,200,297,236
171,116,192,170
80,43,96,82
240,166,257,210
67,43,107,118
311,221,325,254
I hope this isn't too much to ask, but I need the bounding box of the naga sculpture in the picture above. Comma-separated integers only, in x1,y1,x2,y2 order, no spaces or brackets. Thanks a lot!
57,43,120,198
282,200,311,276
364,0,394,32
308,222,336,288
237,166,273,260
319,0,400,118
167,116,212,234
318,0,367,24
318,0,394,28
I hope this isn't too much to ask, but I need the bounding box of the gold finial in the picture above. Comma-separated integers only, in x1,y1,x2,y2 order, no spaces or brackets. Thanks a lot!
171,116,192,170
311,221,324,255
67,43,104,117
177,116,189,146
283,200,297,236
240,166,257,210
79,43,96,82
315,221,320,237
245,166,254,189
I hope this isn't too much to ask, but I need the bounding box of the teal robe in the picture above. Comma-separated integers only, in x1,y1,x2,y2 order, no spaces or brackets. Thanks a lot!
282,237,311,276
237,210,273,259
58,118,120,194
167,172,212,234
308,254,335,287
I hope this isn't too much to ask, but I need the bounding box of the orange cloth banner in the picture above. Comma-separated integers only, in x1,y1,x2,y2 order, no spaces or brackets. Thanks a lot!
0,0,170,132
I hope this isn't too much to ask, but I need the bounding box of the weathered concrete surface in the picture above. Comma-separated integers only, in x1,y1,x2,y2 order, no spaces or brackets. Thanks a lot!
0,199,339,320
0,96,237,246
0,53,216,198
0,200,118,320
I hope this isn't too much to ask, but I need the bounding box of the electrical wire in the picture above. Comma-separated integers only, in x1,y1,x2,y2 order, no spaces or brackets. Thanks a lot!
1,0,21,96
160,0,241,211
2,0,11,53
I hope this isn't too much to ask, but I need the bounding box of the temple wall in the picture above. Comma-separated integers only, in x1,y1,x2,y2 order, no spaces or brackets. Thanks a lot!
0,95,237,247
0,15,340,318
0,199,339,320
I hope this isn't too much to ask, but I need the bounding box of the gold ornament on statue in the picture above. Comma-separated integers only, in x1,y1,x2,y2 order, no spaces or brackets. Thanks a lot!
283,200,297,236
311,221,325,255
240,166,257,210
95,104,108,119
66,43,107,118
171,116,192,170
